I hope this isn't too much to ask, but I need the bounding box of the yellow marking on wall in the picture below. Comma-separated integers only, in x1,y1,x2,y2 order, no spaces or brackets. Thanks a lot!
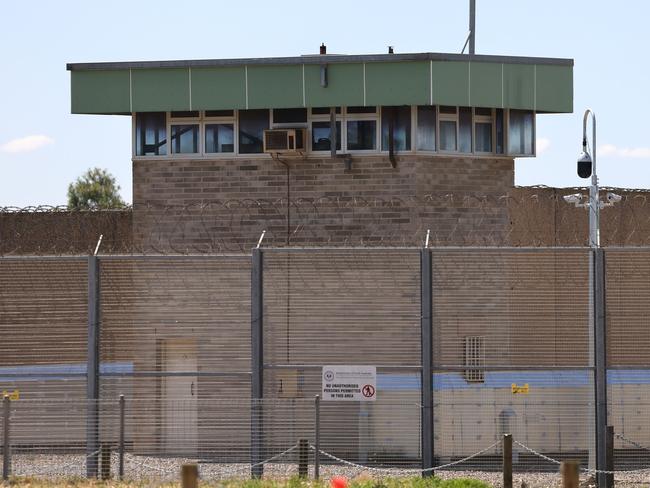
511,383,529,395
2,390,19,401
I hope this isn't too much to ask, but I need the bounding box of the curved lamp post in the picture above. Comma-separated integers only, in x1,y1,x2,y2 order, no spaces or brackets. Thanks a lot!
565,109,620,247
580,109,599,247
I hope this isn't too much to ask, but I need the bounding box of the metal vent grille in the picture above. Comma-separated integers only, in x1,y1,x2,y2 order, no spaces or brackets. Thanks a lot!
464,336,484,383
264,131,289,151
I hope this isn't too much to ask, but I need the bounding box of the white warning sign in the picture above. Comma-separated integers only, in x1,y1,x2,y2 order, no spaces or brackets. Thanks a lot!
322,365,376,401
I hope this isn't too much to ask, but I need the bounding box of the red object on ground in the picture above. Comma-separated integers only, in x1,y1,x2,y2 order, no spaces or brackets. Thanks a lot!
331,476,348,488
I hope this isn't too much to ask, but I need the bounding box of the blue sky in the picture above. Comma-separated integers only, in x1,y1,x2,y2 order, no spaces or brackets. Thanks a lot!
1,0,649,207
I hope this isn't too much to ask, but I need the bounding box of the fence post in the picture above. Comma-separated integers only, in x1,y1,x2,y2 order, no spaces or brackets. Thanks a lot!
420,248,434,476
251,248,264,479
560,461,580,488
3,395,10,480
593,249,608,488
298,438,309,478
181,463,199,488
314,394,320,480
119,394,125,480
86,255,101,478
502,434,512,488
606,425,614,488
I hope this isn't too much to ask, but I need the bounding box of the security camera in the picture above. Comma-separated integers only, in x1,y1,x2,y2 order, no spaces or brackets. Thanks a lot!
563,193,584,205
606,192,622,204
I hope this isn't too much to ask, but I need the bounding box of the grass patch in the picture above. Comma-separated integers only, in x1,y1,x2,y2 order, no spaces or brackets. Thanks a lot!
4,476,491,488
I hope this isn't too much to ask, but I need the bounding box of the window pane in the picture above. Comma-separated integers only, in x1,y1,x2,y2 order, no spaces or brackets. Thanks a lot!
312,121,341,151
381,106,411,151
459,107,472,153
205,124,234,153
239,109,269,154
171,124,199,154
205,110,234,117
417,106,436,151
346,120,376,150
311,107,341,115
347,106,376,114
475,122,493,152
273,108,307,124
475,107,491,117
440,121,457,151
496,109,505,154
171,111,199,118
135,112,167,156
508,110,534,155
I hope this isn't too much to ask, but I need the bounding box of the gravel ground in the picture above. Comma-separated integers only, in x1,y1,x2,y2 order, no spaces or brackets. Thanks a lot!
6,454,650,487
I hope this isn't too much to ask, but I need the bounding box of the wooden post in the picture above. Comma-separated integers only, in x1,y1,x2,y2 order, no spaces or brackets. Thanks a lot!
606,425,614,488
560,461,580,488
298,438,309,478
100,443,111,480
181,463,199,488
502,434,512,488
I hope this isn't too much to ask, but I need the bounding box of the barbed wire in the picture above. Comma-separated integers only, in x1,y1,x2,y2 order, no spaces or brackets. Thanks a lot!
0,206,132,213
3,188,650,255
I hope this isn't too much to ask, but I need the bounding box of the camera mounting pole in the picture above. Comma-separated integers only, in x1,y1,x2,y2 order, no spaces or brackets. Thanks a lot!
582,109,599,248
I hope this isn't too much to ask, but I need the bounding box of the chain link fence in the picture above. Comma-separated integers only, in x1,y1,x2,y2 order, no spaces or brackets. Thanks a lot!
1,248,650,485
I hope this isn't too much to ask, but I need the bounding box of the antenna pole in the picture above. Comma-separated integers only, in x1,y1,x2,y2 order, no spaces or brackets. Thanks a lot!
469,0,476,54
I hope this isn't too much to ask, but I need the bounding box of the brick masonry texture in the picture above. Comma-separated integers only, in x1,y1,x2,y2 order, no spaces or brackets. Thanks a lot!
4,160,650,253
132,155,515,251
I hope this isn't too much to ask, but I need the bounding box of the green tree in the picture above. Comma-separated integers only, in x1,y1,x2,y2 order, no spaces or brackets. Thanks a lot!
67,168,126,209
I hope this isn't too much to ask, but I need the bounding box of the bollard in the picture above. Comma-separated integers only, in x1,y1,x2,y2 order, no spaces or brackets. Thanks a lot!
560,461,580,488
181,463,199,488
314,395,321,480
502,434,512,488
298,438,309,478
100,443,111,480
2,396,10,481
606,426,614,488
119,395,125,480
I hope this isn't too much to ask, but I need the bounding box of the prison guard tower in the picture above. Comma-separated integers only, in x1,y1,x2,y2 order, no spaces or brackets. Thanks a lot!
67,48,572,250
62,48,578,470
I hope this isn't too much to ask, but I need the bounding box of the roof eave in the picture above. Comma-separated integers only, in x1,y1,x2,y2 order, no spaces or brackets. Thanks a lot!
67,52,574,71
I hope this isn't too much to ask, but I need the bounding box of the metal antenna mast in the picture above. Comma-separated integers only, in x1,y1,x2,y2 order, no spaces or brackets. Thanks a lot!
469,0,476,54
461,0,477,54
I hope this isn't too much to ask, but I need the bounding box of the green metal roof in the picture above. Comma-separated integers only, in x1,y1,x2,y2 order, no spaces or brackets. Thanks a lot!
67,52,573,115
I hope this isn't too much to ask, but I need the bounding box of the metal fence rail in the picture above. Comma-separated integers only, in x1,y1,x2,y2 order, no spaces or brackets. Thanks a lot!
1,248,650,484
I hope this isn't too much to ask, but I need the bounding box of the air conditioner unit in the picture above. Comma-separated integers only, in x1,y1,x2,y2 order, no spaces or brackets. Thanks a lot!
263,129,306,154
